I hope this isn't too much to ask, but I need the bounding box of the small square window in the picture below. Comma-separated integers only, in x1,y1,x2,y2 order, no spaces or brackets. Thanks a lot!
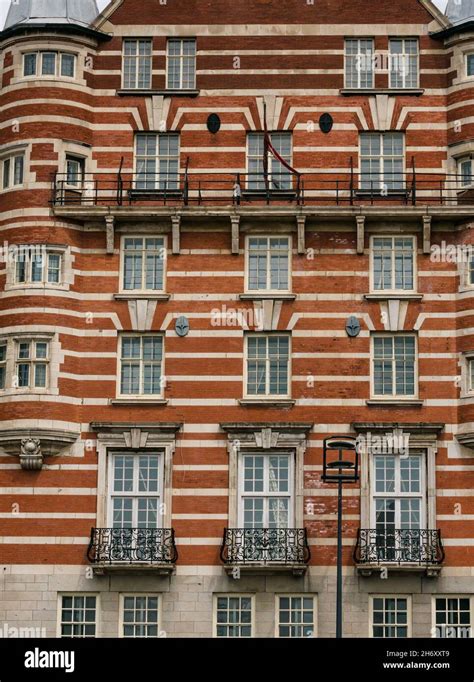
277,595,316,637
121,595,160,638
434,597,472,638
371,596,410,638
214,595,253,637
60,595,97,638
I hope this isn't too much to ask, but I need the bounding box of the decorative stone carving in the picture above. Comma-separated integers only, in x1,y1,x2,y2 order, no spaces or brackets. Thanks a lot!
0,428,79,471
255,427,280,449
20,438,43,470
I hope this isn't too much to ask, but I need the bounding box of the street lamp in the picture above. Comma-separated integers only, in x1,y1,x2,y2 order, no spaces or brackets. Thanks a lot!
322,436,360,638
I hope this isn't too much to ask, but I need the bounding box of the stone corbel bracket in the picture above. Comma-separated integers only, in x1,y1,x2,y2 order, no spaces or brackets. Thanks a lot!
171,215,181,254
0,429,80,471
105,215,115,254
422,215,432,255
356,215,366,255
231,215,240,255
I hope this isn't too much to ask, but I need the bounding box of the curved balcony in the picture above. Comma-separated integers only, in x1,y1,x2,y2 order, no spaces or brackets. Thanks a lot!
354,528,444,577
220,528,310,575
87,527,178,575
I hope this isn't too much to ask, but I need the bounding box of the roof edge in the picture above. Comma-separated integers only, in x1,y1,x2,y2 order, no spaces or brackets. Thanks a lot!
92,0,125,29
0,22,111,42
431,18,474,38
418,0,451,28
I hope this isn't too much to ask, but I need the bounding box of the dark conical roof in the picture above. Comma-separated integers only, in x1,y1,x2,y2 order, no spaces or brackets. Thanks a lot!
446,0,474,24
4,0,99,30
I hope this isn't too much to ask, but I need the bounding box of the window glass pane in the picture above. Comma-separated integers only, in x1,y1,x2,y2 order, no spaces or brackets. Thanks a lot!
34,363,47,388
468,54,474,77
31,256,43,282
35,342,47,359
42,53,56,76
13,156,24,186
24,53,37,76
61,54,75,78
17,363,30,387
3,158,10,189
47,253,61,284
61,595,96,638
113,455,134,493
18,342,30,359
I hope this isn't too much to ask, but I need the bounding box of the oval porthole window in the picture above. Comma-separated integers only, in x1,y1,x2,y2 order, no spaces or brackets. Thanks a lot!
319,113,333,134
207,114,221,134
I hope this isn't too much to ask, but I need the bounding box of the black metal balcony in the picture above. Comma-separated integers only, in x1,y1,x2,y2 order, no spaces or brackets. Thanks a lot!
87,528,178,568
354,529,444,567
220,528,310,571
51,164,474,209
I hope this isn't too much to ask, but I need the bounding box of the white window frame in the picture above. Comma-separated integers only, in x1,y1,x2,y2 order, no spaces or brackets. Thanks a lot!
369,595,412,638
119,593,161,638
15,338,50,390
371,333,418,399
134,133,180,191
245,235,292,293
246,132,293,191
275,594,317,638
12,246,64,287
118,333,164,398
57,594,99,638
237,451,295,527
344,38,375,89
389,38,419,89
22,51,76,79
1,153,24,190
244,333,291,399
65,155,85,189
166,38,196,90
369,235,417,294
370,450,427,530
122,39,152,90
119,235,167,294
432,596,474,639
359,132,405,191
213,594,255,638
107,451,164,528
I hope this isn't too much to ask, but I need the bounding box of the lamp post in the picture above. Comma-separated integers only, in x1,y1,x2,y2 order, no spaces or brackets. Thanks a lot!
322,436,359,638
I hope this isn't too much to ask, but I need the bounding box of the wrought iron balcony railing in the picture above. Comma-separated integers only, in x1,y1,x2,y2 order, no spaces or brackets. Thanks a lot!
87,528,178,565
220,528,311,566
354,529,444,566
51,163,474,209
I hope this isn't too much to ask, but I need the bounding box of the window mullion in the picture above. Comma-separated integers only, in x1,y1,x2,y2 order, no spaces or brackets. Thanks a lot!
266,238,271,289
265,344,270,396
